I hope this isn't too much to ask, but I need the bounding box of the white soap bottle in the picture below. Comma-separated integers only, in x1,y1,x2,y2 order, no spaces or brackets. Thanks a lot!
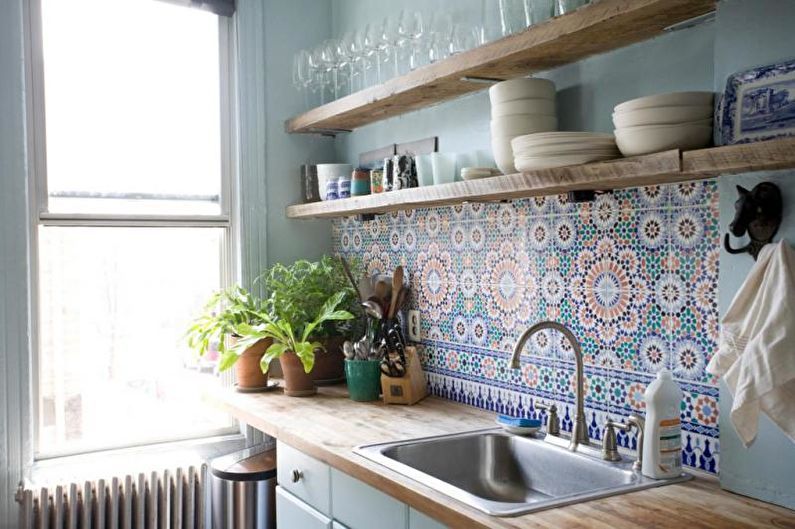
641,369,683,479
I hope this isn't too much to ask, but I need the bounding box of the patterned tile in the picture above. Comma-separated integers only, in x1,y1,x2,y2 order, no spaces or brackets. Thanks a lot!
333,180,721,473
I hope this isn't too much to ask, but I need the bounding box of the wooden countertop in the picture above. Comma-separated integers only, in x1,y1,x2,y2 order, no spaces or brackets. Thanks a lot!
209,384,795,529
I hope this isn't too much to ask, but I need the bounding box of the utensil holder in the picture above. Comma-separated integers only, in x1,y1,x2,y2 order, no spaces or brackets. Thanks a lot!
380,346,427,405
345,359,382,402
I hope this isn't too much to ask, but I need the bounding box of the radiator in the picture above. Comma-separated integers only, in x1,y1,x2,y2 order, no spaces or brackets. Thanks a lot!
16,465,206,529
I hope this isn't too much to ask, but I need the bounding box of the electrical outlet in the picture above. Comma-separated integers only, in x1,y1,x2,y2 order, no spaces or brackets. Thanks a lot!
407,310,421,342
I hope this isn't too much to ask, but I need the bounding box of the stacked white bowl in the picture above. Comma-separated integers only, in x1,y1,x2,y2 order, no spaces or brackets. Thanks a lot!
489,78,558,174
612,91,714,156
511,132,620,171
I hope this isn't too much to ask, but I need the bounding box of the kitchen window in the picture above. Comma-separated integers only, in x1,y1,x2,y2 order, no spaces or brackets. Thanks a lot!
27,0,239,458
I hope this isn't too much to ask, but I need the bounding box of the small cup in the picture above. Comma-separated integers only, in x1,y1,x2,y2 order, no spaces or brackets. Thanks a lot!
415,154,433,187
370,169,385,194
431,152,456,186
337,175,351,199
351,169,371,196
345,359,382,402
325,179,339,200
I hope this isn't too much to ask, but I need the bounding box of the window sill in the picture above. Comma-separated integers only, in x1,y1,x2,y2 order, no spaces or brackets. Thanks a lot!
28,433,248,488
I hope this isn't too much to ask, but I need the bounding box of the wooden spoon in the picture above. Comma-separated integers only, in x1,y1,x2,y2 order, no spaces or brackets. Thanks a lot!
388,266,404,319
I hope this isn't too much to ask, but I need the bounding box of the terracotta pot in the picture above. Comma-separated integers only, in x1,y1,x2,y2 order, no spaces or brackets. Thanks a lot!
233,338,271,389
311,335,346,384
279,351,316,397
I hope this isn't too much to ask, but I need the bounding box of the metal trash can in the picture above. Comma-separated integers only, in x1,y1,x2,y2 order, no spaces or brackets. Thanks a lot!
210,442,277,529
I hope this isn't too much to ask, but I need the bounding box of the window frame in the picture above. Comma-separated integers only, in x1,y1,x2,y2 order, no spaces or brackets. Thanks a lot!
24,0,241,460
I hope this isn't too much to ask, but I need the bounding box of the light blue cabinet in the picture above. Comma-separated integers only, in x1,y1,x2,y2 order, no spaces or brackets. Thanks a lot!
410,508,449,529
330,468,408,529
276,442,448,529
277,440,332,516
276,486,332,529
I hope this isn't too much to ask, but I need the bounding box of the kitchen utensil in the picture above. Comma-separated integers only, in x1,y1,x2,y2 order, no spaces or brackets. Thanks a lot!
362,300,384,320
338,255,362,303
343,341,355,360
394,286,408,313
374,279,389,302
611,105,713,128
388,266,404,319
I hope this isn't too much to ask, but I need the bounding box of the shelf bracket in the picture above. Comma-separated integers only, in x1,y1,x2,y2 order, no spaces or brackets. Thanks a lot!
460,76,505,84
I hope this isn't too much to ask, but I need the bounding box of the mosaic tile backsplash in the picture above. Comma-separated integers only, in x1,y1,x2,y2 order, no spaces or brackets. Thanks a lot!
333,180,721,473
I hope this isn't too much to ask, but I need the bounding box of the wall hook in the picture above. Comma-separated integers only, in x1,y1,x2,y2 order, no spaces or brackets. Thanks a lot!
724,182,782,260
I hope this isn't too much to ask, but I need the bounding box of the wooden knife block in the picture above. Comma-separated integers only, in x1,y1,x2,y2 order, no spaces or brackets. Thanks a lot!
381,346,427,405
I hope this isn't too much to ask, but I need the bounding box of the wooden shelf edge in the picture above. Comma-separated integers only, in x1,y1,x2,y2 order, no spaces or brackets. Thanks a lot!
285,0,716,134
286,139,795,220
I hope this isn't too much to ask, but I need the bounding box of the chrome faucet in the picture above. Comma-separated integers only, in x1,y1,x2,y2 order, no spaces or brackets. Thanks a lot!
603,415,645,470
510,321,589,451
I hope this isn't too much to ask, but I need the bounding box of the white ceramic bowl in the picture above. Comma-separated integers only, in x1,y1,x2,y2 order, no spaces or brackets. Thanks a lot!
611,105,713,128
489,78,556,105
491,138,516,175
614,91,714,114
490,115,558,138
491,98,556,118
512,135,617,156
614,123,713,156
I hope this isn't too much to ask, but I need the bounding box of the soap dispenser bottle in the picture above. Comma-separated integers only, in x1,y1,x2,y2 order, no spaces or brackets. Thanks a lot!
641,369,683,479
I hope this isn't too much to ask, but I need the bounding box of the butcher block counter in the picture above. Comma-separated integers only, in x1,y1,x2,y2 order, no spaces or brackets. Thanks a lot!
209,384,795,529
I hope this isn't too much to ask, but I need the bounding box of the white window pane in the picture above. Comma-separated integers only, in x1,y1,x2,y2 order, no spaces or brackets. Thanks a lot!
37,227,234,456
41,0,222,216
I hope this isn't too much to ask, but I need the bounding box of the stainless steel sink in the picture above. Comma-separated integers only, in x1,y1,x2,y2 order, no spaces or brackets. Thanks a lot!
355,429,690,517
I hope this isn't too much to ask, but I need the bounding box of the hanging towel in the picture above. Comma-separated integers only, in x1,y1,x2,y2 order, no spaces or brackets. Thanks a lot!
707,241,795,447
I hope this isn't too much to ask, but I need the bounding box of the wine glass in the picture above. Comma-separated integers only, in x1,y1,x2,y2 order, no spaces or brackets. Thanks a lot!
309,46,328,104
337,33,356,96
365,21,386,84
382,15,405,78
499,0,530,35
398,11,424,72
450,24,479,55
292,49,312,109
428,13,453,63
319,39,342,100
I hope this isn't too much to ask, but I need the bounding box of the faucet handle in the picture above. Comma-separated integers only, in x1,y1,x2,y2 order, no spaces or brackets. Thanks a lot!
602,421,621,462
535,401,560,436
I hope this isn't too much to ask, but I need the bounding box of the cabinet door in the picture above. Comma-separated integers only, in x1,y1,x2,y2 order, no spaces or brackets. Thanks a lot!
330,469,408,529
276,486,332,529
409,508,448,529
277,440,332,516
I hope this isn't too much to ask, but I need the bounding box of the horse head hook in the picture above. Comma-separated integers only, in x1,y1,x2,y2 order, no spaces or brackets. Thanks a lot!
724,182,783,259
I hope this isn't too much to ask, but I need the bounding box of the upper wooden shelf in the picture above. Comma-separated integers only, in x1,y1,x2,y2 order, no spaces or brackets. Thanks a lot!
285,0,716,134
285,138,795,219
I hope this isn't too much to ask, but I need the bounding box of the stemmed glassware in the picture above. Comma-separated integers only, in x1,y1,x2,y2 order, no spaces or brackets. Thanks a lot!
291,1,588,106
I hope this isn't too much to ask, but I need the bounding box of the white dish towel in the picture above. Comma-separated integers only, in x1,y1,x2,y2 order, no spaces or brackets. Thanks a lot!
707,241,795,447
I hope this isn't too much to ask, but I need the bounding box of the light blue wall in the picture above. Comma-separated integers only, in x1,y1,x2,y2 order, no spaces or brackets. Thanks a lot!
714,0,795,510
260,0,336,268
331,0,714,165
0,0,33,527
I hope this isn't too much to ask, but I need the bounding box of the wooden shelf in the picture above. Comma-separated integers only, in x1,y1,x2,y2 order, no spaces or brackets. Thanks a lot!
285,0,715,134
285,138,795,219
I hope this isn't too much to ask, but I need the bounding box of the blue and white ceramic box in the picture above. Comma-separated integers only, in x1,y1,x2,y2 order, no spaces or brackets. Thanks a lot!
720,57,795,145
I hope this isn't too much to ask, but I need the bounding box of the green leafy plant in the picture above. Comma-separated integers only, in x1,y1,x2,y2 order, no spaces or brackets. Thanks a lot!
185,286,261,372
232,291,354,373
257,256,358,338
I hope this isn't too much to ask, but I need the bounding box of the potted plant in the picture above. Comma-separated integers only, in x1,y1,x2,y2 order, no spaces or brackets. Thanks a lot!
258,256,358,383
232,291,354,396
186,286,271,390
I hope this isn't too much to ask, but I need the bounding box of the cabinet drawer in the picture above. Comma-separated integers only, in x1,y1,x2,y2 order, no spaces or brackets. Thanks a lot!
276,486,332,529
330,468,408,529
410,508,448,529
277,440,331,515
